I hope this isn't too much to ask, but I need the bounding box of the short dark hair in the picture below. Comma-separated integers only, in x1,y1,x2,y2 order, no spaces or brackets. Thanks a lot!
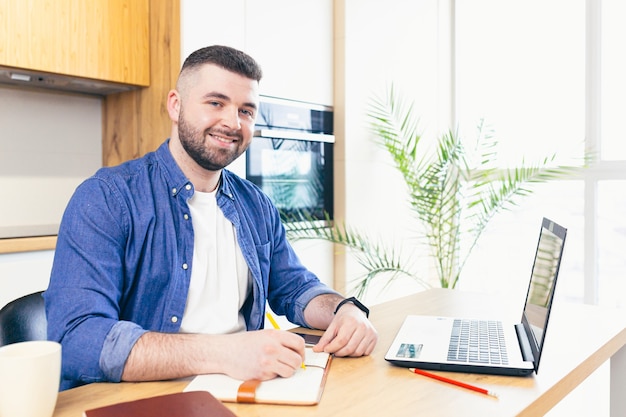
180,45,263,82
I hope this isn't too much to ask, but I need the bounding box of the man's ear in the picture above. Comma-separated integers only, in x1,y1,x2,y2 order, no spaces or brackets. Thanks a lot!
166,90,181,122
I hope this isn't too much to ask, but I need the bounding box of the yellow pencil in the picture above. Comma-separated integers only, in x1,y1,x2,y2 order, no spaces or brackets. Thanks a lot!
266,312,306,369
266,312,281,330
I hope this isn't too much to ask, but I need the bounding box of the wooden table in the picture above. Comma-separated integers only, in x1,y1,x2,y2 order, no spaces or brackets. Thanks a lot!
52,288,626,417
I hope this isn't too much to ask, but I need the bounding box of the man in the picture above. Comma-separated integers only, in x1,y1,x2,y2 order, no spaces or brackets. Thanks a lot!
45,45,377,390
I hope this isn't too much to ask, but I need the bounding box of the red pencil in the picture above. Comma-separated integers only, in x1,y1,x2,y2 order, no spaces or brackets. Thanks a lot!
408,368,498,398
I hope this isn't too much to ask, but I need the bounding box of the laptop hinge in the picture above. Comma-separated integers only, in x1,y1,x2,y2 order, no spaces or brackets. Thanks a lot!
515,323,535,363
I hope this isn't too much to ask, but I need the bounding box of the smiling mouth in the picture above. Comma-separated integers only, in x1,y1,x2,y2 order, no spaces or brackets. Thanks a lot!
209,132,238,144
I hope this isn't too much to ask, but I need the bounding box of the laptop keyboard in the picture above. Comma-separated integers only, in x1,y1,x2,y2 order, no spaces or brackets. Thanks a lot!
447,319,509,365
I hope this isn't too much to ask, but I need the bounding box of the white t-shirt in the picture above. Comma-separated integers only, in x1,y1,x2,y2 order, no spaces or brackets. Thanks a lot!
179,189,251,334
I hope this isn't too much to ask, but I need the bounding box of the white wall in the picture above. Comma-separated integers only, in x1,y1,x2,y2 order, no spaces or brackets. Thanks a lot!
0,86,102,232
0,250,55,309
0,85,102,308
334,0,446,304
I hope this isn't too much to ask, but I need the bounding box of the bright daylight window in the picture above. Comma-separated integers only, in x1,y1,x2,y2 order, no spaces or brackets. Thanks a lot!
453,0,626,308
601,0,626,160
596,0,626,307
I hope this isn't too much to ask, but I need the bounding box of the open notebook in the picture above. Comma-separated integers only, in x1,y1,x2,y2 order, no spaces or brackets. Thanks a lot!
385,217,567,376
184,348,331,405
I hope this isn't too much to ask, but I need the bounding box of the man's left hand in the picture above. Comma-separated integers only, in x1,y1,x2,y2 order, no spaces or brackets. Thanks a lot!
312,303,378,356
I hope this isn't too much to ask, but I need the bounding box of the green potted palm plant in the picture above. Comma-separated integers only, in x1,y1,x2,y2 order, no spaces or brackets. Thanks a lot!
283,86,583,296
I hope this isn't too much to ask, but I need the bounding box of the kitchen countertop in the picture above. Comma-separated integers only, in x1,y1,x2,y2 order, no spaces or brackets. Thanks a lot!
0,224,59,239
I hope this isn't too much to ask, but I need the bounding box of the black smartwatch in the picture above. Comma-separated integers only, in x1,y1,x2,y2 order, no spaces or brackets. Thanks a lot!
333,297,370,318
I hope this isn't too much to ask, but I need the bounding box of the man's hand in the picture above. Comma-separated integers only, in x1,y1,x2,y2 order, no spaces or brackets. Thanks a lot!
217,330,306,381
312,302,378,356
303,294,378,357
121,329,305,383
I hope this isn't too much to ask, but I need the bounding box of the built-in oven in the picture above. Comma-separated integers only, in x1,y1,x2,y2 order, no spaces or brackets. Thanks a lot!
246,96,334,224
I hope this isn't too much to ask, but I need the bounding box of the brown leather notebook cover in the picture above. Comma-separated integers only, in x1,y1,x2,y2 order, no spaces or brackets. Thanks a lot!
83,390,237,417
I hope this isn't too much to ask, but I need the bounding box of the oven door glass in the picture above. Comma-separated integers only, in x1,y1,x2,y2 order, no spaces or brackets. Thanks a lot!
246,137,333,222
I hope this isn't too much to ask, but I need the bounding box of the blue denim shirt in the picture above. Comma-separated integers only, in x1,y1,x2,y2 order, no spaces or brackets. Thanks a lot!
44,140,337,390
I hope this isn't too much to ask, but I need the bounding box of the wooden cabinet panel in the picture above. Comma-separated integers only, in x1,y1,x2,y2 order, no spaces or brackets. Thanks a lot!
0,0,178,253
102,0,180,166
0,0,150,86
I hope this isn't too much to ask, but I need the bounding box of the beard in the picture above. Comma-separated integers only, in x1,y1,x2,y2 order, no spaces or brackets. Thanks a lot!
177,107,246,171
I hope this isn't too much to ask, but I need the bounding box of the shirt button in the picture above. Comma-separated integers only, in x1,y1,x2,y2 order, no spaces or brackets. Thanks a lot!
171,316,178,323
182,263,188,270
183,214,189,220
171,187,177,195
185,184,192,191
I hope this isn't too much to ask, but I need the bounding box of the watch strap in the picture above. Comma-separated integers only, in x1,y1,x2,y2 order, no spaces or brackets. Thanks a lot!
333,296,370,318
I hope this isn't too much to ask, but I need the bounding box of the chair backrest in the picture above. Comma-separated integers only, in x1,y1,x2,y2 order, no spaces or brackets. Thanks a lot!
0,291,47,347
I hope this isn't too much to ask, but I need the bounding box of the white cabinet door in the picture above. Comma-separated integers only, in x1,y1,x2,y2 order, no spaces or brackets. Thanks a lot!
182,0,333,105
181,0,247,59
245,0,334,105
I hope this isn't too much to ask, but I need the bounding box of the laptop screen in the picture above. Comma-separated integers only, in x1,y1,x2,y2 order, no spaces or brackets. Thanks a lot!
521,218,568,373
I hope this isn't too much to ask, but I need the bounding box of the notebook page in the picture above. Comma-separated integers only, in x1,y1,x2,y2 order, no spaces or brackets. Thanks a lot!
184,348,331,405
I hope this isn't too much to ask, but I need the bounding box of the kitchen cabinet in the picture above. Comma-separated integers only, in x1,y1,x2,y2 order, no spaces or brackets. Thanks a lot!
0,0,150,87
102,0,180,167
0,0,179,254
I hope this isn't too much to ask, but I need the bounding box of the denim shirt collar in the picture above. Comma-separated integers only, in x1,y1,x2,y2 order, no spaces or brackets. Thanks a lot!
154,139,192,198
154,139,236,202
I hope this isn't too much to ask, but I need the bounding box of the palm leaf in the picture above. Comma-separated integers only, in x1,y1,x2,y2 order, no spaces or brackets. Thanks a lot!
283,211,429,297
284,86,585,294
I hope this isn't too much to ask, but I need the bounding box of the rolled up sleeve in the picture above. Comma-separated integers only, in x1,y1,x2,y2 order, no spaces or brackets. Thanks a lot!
100,321,148,382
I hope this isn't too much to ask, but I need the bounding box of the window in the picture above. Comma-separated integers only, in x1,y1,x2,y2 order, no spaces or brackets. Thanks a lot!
601,0,626,160
454,0,625,307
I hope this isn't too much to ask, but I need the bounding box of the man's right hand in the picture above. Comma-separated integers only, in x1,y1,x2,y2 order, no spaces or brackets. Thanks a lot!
214,329,306,381
121,329,306,383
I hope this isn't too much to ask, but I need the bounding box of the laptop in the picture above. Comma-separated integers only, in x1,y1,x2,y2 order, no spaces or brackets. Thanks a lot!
384,217,567,376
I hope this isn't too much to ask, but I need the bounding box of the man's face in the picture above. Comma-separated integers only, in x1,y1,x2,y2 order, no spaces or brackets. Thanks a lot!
176,64,259,171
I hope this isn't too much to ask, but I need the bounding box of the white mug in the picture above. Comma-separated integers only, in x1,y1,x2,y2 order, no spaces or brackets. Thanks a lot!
0,341,61,417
